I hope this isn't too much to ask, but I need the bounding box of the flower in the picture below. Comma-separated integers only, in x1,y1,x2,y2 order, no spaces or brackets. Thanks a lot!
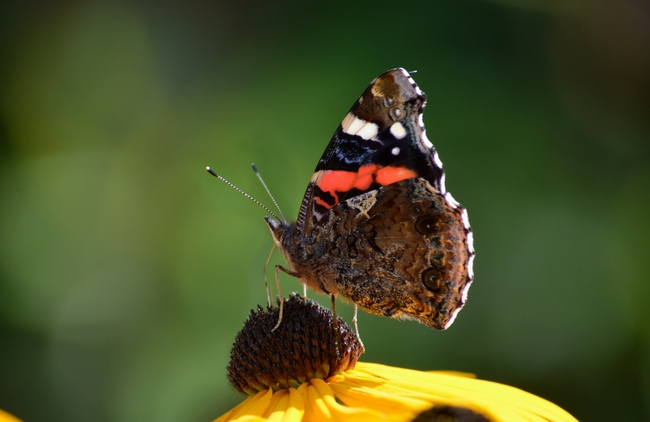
216,294,577,422
0,409,21,422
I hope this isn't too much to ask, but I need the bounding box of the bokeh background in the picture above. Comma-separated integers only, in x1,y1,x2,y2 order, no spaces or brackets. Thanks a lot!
1,0,649,420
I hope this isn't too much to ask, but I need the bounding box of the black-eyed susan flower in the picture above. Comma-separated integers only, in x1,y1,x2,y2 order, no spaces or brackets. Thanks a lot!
0,409,21,422
216,294,577,422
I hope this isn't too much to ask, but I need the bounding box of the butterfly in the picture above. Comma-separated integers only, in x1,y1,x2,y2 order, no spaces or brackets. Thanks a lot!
265,68,474,330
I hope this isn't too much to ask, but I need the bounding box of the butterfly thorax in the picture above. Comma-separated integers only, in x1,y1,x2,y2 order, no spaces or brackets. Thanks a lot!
265,215,340,295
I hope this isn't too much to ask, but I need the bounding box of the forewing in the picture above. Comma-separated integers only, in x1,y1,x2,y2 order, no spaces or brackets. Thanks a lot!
296,68,446,232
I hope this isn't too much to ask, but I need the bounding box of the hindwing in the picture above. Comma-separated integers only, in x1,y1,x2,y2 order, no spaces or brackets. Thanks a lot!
318,178,472,329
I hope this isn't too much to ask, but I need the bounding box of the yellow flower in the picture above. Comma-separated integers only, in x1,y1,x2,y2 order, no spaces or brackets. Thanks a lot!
216,294,577,422
0,409,21,422
216,361,577,422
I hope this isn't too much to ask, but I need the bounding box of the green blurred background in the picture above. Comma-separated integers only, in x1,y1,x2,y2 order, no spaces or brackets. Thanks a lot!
1,0,649,420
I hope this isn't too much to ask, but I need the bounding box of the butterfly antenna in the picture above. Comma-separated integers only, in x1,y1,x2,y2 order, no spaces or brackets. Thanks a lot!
206,167,280,220
251,164,286,222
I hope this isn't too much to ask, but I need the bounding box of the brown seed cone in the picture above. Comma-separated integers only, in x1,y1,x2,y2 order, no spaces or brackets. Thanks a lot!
227,293,363,395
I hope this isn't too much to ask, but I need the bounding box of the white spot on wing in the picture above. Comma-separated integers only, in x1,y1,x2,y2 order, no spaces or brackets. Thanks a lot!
466,230,475,254
444,192,460,209
341,112,379,140
467,252,475,278
390,122,407,139
445,304,463,328
391,147,400,155
357,122,379,140
439,173,446,193
461,267,473,302
433,151,443,170
422,131,434,148
460,208,471,230
342,112,365,134
418,114,424,128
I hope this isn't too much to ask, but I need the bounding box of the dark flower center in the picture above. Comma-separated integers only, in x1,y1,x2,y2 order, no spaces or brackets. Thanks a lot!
227,293,363,395
412,405,492,422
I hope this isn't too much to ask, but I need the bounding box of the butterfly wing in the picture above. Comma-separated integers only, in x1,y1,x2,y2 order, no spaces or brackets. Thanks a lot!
295,68,446,232
317,177,472,329
277,68,474,329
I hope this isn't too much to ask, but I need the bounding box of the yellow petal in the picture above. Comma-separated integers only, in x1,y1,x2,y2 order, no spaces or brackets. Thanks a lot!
222,389,273,422
311,378,394,421
263,390,288,420
303,381,333,420
283,388,306,422
349,362,577,422
0,409,21,422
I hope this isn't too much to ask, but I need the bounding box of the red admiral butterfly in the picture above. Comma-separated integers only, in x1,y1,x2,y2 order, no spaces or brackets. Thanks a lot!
266,68,474,330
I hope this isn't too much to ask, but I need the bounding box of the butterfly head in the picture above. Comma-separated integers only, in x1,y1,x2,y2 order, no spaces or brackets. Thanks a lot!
265,216,291,249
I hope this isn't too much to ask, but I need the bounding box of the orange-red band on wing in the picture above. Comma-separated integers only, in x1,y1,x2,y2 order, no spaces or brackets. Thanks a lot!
353,164,379,190
375,166,417,186
317,170,358,194
315,165,417,210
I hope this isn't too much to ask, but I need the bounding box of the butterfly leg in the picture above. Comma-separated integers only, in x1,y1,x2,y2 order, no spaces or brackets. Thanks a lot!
262,244,276,307
352,304,365,353
331,294,341,360
271,264,300,332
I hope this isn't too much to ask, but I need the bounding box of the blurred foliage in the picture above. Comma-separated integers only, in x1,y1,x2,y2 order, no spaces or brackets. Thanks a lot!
0,0,649,421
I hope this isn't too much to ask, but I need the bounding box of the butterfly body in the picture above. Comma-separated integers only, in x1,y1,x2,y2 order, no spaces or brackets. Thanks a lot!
266,68,474,330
